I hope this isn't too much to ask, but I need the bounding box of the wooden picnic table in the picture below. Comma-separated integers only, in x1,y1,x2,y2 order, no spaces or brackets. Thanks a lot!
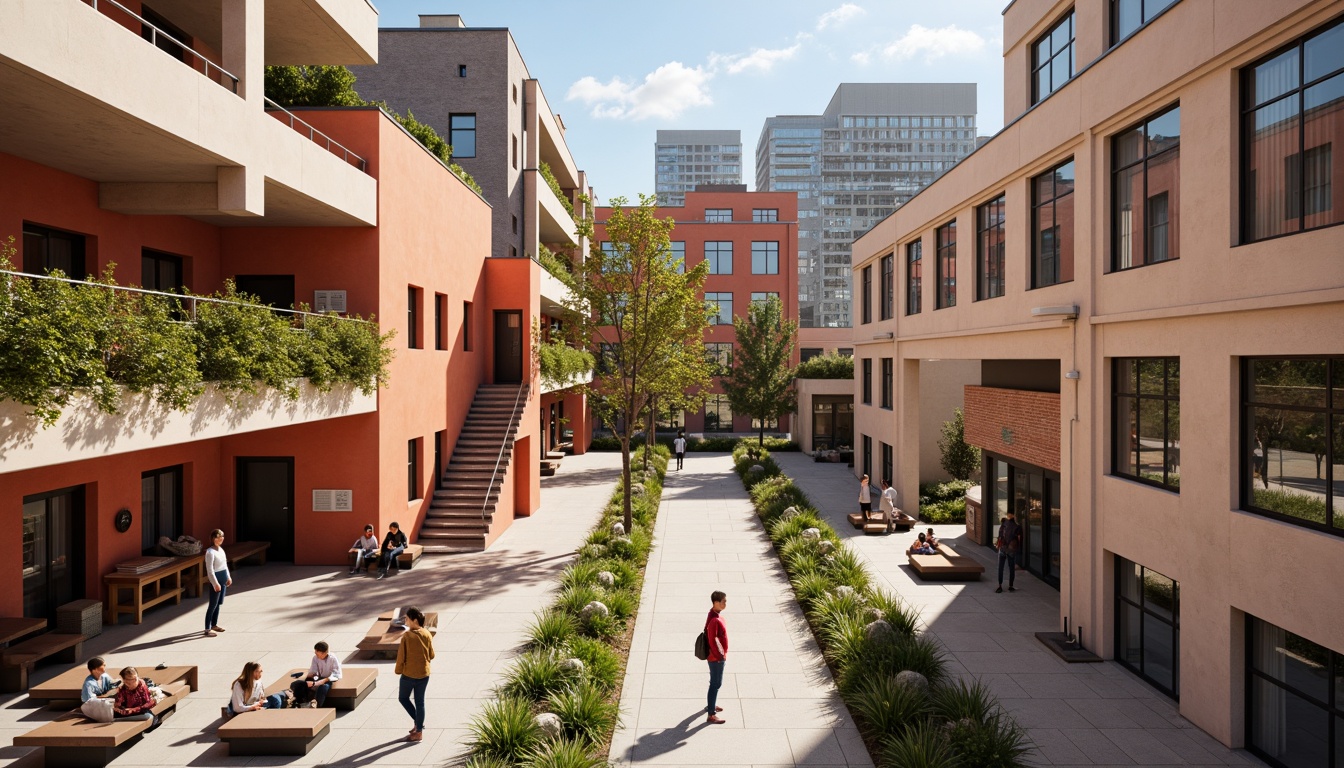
28,664,198,704
355,611,438,658
0,617,47,646
103,554,205,625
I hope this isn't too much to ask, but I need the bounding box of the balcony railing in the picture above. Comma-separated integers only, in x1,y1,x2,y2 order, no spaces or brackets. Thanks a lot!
83,0,240,93
265,99,369,173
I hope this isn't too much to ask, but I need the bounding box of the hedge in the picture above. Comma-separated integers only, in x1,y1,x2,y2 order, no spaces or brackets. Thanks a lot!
589,434,799,453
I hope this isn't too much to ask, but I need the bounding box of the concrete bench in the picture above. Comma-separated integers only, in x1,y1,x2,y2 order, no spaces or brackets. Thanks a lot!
908,543,985,580
217,708,335,756
13,680,188,767
262,667,377,711
1,633,85,693
226,541,270,567
356,610,438,659
28,665,198,706
347,543,423,573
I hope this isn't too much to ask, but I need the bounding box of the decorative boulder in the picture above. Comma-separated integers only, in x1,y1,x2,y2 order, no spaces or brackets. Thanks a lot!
630,483,647,496
610,536,633,550
579,544,607,559
748,464,766,475
580,601,610,620
610,521,626,536
832,585,856,599
864,619,895,643
596,571,616,588
895,670,929,694
780,506,800,519
561,658,585,674
801,528,821,541
535,712,563,739
816,540,836,555
864,606,885,623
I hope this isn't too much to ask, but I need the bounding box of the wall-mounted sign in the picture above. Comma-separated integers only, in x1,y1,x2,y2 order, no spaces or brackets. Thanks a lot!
312,489,353,512
1001,427,1015,445
314,290,348,314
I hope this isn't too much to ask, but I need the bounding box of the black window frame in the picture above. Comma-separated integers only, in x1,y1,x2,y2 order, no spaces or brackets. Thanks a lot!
141,249,185,293
751,241,779,274
860,265,872,324
881,442,893,486
879,253,894,319
1031,9,1076,105
705,292,733,326
704,393,733,432
1245,614,1344,768
1114,555,1180,699
976,194,1007,300
705,241,733,274
936,220,957,310
906,241,922,315
1239,16,1344,244
1112,357,1181,492
434,293,447,350
862,358,872,405
21,222,87,279
1031,158,1076,288
141,465,183,556
1110,0,1180,48
408,438,420,502
1240,356,1343,536
449,113,476,158
880,358,894,410
1111,104,1182,272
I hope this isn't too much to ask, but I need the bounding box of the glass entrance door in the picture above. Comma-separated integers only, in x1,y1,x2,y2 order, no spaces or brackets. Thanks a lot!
22,487,83,621
985,454,1060,589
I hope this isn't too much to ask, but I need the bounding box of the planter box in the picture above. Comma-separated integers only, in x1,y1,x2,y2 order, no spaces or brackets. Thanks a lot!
57,599,103,639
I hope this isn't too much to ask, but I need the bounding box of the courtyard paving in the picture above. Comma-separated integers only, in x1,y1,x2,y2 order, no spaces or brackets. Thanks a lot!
772,452,1262,768
0,451,624,768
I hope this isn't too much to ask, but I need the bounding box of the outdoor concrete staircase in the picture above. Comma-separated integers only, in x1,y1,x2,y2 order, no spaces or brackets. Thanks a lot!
418,383,529,554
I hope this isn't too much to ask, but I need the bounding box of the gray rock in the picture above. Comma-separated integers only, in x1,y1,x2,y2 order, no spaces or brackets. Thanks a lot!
864,619,895,642
610,521,626,536
816,540,835,555
895,670,929,694
864,607,885,623
631,483,647,496
780,506,800,519
596,571,616,588
580,601,610,620
801,528,821,541
535,712,563,738
561,658,585,674
748,464,765,475
832,585,857,599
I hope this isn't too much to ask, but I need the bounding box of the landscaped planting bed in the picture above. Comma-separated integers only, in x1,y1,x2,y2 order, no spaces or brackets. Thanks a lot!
732,443,1033,767
465,445,670,768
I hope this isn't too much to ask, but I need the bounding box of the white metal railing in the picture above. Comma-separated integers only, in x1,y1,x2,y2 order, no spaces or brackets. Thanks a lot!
84,0,240,93
263,98,369,172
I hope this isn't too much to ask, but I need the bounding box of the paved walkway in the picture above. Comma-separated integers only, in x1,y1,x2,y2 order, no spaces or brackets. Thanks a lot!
610,453,871,768
773,453,1260,768
0,451,624,768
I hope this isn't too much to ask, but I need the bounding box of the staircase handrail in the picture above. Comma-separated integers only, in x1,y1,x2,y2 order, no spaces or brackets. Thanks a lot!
481,383,528,521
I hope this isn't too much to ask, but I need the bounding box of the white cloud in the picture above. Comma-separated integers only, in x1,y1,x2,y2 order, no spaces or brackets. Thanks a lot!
710,44,801,75
882,24,988,63
851,51,871,66
818,3,866,30
566,62,713,121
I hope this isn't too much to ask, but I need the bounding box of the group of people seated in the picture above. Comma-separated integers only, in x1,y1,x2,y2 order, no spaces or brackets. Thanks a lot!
906,528,941,555
80,658,159,726
348,522,408,579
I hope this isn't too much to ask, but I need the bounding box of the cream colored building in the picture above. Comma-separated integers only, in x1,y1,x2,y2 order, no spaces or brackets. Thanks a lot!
851,0,1344,761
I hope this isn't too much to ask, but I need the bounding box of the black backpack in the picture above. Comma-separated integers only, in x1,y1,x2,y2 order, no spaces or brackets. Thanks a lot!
694,630,709,660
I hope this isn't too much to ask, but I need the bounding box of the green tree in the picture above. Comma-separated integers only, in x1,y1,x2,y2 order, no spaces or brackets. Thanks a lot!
263,65,364,107
561,195,711,531
938,407,981,481
721,295,797,446
794,351,854,380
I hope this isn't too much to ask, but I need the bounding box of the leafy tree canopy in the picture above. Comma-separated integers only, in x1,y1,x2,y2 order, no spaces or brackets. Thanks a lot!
721,295,798,446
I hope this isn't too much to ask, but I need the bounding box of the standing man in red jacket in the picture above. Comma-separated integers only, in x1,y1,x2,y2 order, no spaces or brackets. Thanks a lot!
705,591,728,724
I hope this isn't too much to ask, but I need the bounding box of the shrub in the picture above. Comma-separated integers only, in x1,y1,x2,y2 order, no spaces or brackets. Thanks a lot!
824,547,871,592
769,512,826,543
919,479,975,504
558,562,603,591
104,289,203,410
928,678,998,724
808,588,867,630
945,711,1032,767
468,696,541,761
601,588,638,620
556,584,603,617
522,738,607,768
938,407,980,482
527,610,577,651
301,311,394,395
838,634,947,696
500,651,575,702
790,572,835,607
465,756,515,768
565,636,621,691
794,351,854,380
818,613,869,669
547,682,620,746
920,498,967,524
848,674,929,740
865,589,920,637
576,609,621,640
878,721,958,768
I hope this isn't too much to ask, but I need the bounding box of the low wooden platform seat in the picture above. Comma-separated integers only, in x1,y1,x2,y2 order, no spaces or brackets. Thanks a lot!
28,665,198,706
263,667,377,711
1,634,85,693
908,542,985,580
226,541,270,568
540,460,558,477
347,544,424,573
102,555,204,626
14,680,189,767
217,708,335,756
356,610,438,659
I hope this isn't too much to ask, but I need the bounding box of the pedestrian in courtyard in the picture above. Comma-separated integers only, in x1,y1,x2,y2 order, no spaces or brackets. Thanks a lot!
857,474,872,521
704,590,728,724
348,524,379,575
290,641,341,708
395,606,434,742
229,662,289,714
996,507,1023,593
377,522,408,579
203,529,231,637
674,432,687,470
880,479,907,532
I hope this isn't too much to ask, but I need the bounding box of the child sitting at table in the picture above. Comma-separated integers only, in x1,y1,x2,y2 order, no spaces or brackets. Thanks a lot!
81,657,117,703
112,667,158,726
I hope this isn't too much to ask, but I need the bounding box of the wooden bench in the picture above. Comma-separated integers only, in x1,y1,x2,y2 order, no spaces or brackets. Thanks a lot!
844,510,914,535
226,541,270,567
28,665,198,705
908,542,985,581
356,610,439,659
1,634,85,693
347,543,423,573
14,680,189,767
262,667,377,711
102,555,204,626
217,708,335,756
540,460,558,477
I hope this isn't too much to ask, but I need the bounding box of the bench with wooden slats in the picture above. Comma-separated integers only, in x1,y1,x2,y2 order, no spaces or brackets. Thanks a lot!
908,542,985,580
14,680,189,767
1,633,85,693
226,541,270,567
356,611,438,658
262,667,377,711
217,708,335,756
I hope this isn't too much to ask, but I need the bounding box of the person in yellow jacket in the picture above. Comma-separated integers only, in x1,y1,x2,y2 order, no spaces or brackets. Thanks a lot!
394,607,434,742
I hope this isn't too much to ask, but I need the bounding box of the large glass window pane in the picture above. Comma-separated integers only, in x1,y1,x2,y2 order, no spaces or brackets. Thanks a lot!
1114,0,1142,41
1048,481,1061,583
1252,359,1328,407
1304,22,1344,83
1115,358,1139,395
1250,677,1329,768
1254,408,1329,524
1119,559,1143,604
1142,616,1174,693
1245,100,1302,240
1333,416,1344,529
1118,601,1143,666
1113,164,1143,270
1117,394,1139,477
1138,359,1165,394
1166,400,1181,487
1302,77,1342,230
1142,570,1175,622
1249,49,1300,107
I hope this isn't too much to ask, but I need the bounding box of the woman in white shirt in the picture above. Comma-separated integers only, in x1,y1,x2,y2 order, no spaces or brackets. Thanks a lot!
229,661,288,714
203,529,231,638
857,474,872,520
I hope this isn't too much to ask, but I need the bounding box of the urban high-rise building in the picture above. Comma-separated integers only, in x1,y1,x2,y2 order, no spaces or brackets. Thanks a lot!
757,84,977,328
654,130,742,207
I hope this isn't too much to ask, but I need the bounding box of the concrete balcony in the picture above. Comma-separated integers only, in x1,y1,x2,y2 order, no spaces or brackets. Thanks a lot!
0,381,376,476
539,263,575,318
528,80,579,191
264,0,378,65
533,171,579,249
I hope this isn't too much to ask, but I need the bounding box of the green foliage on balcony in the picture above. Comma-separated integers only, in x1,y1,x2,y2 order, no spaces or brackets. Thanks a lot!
0,240,395,428
793,351,854,380
538,245,576,290
538,161,577,222
538,338,594,389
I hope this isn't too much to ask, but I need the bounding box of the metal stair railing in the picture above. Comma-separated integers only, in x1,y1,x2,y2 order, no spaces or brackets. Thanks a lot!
480,384,528,521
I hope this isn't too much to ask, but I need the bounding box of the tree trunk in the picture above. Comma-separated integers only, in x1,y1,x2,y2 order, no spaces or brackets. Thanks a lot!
619,435,633,534
758,420,765,447
644,403,654,472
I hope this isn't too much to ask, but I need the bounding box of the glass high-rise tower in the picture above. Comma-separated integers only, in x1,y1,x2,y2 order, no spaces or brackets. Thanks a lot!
655,130,743,207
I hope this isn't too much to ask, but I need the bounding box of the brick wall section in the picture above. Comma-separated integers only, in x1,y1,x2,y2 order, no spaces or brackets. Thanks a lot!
963,386,1061,472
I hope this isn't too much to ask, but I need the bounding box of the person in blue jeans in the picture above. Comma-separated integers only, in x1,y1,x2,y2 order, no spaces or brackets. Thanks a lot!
704,591,728,724
396,607,434,742
996,507,1023,593
377,522,408,580
204,529,231,637
230,662,289,714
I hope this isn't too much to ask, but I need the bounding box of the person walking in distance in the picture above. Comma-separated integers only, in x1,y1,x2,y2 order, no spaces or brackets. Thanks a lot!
879,479,900,533
203,529,231,637
673,432,687,471
857,474,872,522
396,607,434,742
996,506,1023,593
705,591,728,724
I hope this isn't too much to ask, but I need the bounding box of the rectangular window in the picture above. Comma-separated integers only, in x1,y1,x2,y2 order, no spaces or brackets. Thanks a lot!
879,253,894,319
463,301,472,351
706,342,733,375
141,249,184,293
1242,16,1343,242
751,241,779,274
407,286,422,349
1032,9,1076,105
750,292,779,306
976,195,1007,300
705,241,733,274
1032,158,1076,287
752,416,779,430
458,64,467,77
670,241,685,273
1242,357,1343,535
862,435,872,479
705,208,733,223
407,438,420,501
1245,615,1342,768
881,442,893,486
705,292,733,325
449,114,476,158
141,465,182,556
22,223,86,278
800,348,823,363
862,359,873,405
936,221,957,309
1114,556,1180,698
1113,105,1181,270
705,394,733,432
1111,0,1178,45
880,358,894,409
434,293,447,350
752,208,779,222
1113,358,1181,491
512,134,519,169
906,241,922,315
861,265,873,324
434,430,445,490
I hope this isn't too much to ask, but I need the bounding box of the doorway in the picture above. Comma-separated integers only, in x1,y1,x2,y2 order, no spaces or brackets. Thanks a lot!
236,458,294,561
22,487,85,621
811,396,854,451
984,454,1061,588
234,275,295,311
494,310,523,384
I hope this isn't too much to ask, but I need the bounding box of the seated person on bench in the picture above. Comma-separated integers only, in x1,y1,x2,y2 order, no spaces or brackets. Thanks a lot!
348,524,380,575
907,532,936,556
924,528,939,548
82,657,118,703
376,522,408,580
230,662,289,714
290,641,341,708
112,667,159,726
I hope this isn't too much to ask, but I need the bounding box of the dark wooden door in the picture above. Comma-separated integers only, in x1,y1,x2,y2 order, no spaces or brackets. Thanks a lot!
494,310,523,384
236,458,294,561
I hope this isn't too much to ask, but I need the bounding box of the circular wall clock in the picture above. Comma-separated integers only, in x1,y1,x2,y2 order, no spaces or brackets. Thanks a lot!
114,508,133,533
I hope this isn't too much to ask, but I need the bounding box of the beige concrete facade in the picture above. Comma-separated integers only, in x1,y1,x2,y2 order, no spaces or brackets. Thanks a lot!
851,0,1344,755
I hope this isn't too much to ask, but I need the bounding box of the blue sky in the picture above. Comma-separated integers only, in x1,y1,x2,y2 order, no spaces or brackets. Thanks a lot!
376,1,1008,203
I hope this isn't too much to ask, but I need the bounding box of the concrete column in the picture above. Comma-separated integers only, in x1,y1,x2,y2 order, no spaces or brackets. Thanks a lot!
221,0,263,102
217,165,264,217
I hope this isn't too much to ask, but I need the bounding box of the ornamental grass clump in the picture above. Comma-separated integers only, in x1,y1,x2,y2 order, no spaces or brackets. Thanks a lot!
468,696,541,761
526,611,577,651
499,652,576,702
546,682,620,746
